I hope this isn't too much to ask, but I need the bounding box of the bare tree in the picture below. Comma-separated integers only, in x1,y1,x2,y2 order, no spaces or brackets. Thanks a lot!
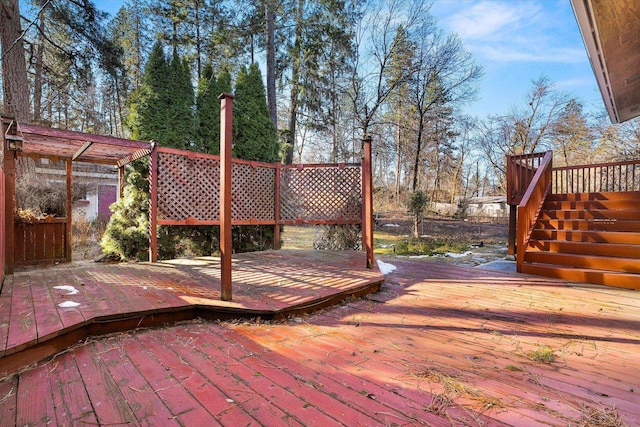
475,76,570,188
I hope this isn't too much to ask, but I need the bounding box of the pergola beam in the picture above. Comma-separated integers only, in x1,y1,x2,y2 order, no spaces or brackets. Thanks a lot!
72,141,93,161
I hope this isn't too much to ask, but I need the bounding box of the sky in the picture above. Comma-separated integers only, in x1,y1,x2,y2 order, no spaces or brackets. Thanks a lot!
429,0,603,118
94,0,604,120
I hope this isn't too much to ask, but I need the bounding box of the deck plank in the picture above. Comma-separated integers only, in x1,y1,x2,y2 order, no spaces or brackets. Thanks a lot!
122,333,220,426
6,273,37,353
0,276,14,356
1,253,639,425
15,364,57,426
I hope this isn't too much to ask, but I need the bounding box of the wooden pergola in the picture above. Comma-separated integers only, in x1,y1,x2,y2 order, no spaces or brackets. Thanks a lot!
2,95,374,301
1,116,152,275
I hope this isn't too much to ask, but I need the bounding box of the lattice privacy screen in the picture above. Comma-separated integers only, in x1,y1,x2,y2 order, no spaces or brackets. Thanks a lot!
232,162,276,222
155,148,362,225
280,165,362,223
157,151,221,222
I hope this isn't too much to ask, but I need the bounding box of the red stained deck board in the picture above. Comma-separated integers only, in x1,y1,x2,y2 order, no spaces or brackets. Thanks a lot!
91,339,180,426
136,333,256,425
156,325,305,426
0,378,17,425
15,364,57,426
121,334,220,426
72,344,138,425
232,328,489,427
49,351,99,425
0,277,14,356
233,334,449,427
6,277,37,352
29,272,64,343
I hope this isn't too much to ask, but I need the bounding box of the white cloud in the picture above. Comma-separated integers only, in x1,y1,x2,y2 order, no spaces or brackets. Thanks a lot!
446,1,536,40
441,0,583,64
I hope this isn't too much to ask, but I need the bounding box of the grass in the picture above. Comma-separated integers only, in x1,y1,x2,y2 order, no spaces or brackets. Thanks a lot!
529,346,555,364
282,226,471,257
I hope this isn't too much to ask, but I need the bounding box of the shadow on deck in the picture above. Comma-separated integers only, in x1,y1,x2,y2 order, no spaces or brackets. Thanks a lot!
0,250,383,377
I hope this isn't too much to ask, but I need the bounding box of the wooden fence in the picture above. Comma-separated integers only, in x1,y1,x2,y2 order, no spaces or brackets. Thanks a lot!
14,218,67,266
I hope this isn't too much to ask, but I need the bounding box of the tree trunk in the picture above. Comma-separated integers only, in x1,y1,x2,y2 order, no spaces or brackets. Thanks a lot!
33,13,46,124
194,0,202,80
394,100,402,205
284,0,303,165
1,0,31,122
411,114,425,192
265,1,277,129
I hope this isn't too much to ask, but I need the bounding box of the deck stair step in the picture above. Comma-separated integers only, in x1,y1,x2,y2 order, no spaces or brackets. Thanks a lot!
540,209,640,220
527,240,640,258
522,191,640,289
536,219,640,232
520,263,640,290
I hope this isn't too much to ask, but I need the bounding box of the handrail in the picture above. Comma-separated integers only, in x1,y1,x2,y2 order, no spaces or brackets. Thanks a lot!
516,151,553,272
506,152,546,205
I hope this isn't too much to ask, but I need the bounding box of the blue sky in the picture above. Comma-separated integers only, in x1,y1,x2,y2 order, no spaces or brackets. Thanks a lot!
430,0,603,118
94,0,604,119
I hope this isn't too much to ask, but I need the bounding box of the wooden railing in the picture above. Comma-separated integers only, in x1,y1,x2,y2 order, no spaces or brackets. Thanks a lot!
516,151,553,271
14,218,68,266
553,159,640,194
506,152,547,205
0,169,4,284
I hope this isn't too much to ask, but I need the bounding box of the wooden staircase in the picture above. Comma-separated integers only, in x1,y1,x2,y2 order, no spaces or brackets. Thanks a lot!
520,191,640,289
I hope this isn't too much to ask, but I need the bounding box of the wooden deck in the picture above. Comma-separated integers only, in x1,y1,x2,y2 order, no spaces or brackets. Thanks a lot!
1,257,639,426
0,250,383,376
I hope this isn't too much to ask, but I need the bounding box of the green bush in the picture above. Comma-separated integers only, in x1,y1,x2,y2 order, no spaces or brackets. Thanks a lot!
101,165,150,261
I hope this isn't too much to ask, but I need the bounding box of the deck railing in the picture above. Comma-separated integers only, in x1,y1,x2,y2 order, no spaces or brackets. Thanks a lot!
516,151,553,271
506,152,547,205
553,159,640,194
1,168,4,284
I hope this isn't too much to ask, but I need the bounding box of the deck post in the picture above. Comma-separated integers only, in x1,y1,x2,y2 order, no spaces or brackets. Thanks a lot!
362,135,374,269
149,141,158,262
219,93,235,301
66,159,73,262
507,205,516,258
274,163,281,250
118,165,125,199
2,117,16,274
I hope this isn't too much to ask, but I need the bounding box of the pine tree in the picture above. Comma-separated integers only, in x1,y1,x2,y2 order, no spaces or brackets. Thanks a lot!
195,65,232,154
127,41,194,149
233,64,279,163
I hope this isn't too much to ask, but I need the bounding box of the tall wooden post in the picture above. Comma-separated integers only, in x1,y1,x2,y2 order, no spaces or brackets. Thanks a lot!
219,93,234,301
362,135,374,269
65,159,73,262
2,117,16,274
149,141,158,262
507,205,517,258
273,163,281,250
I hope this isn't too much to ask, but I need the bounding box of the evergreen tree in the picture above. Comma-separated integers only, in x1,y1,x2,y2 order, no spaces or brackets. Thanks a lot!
233,64,279,162
195,64,232,154
127,41,194,149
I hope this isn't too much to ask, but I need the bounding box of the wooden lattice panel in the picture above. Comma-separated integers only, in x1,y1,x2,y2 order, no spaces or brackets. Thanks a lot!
280,165,362,223
157,151,220,221
231,162,276,222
